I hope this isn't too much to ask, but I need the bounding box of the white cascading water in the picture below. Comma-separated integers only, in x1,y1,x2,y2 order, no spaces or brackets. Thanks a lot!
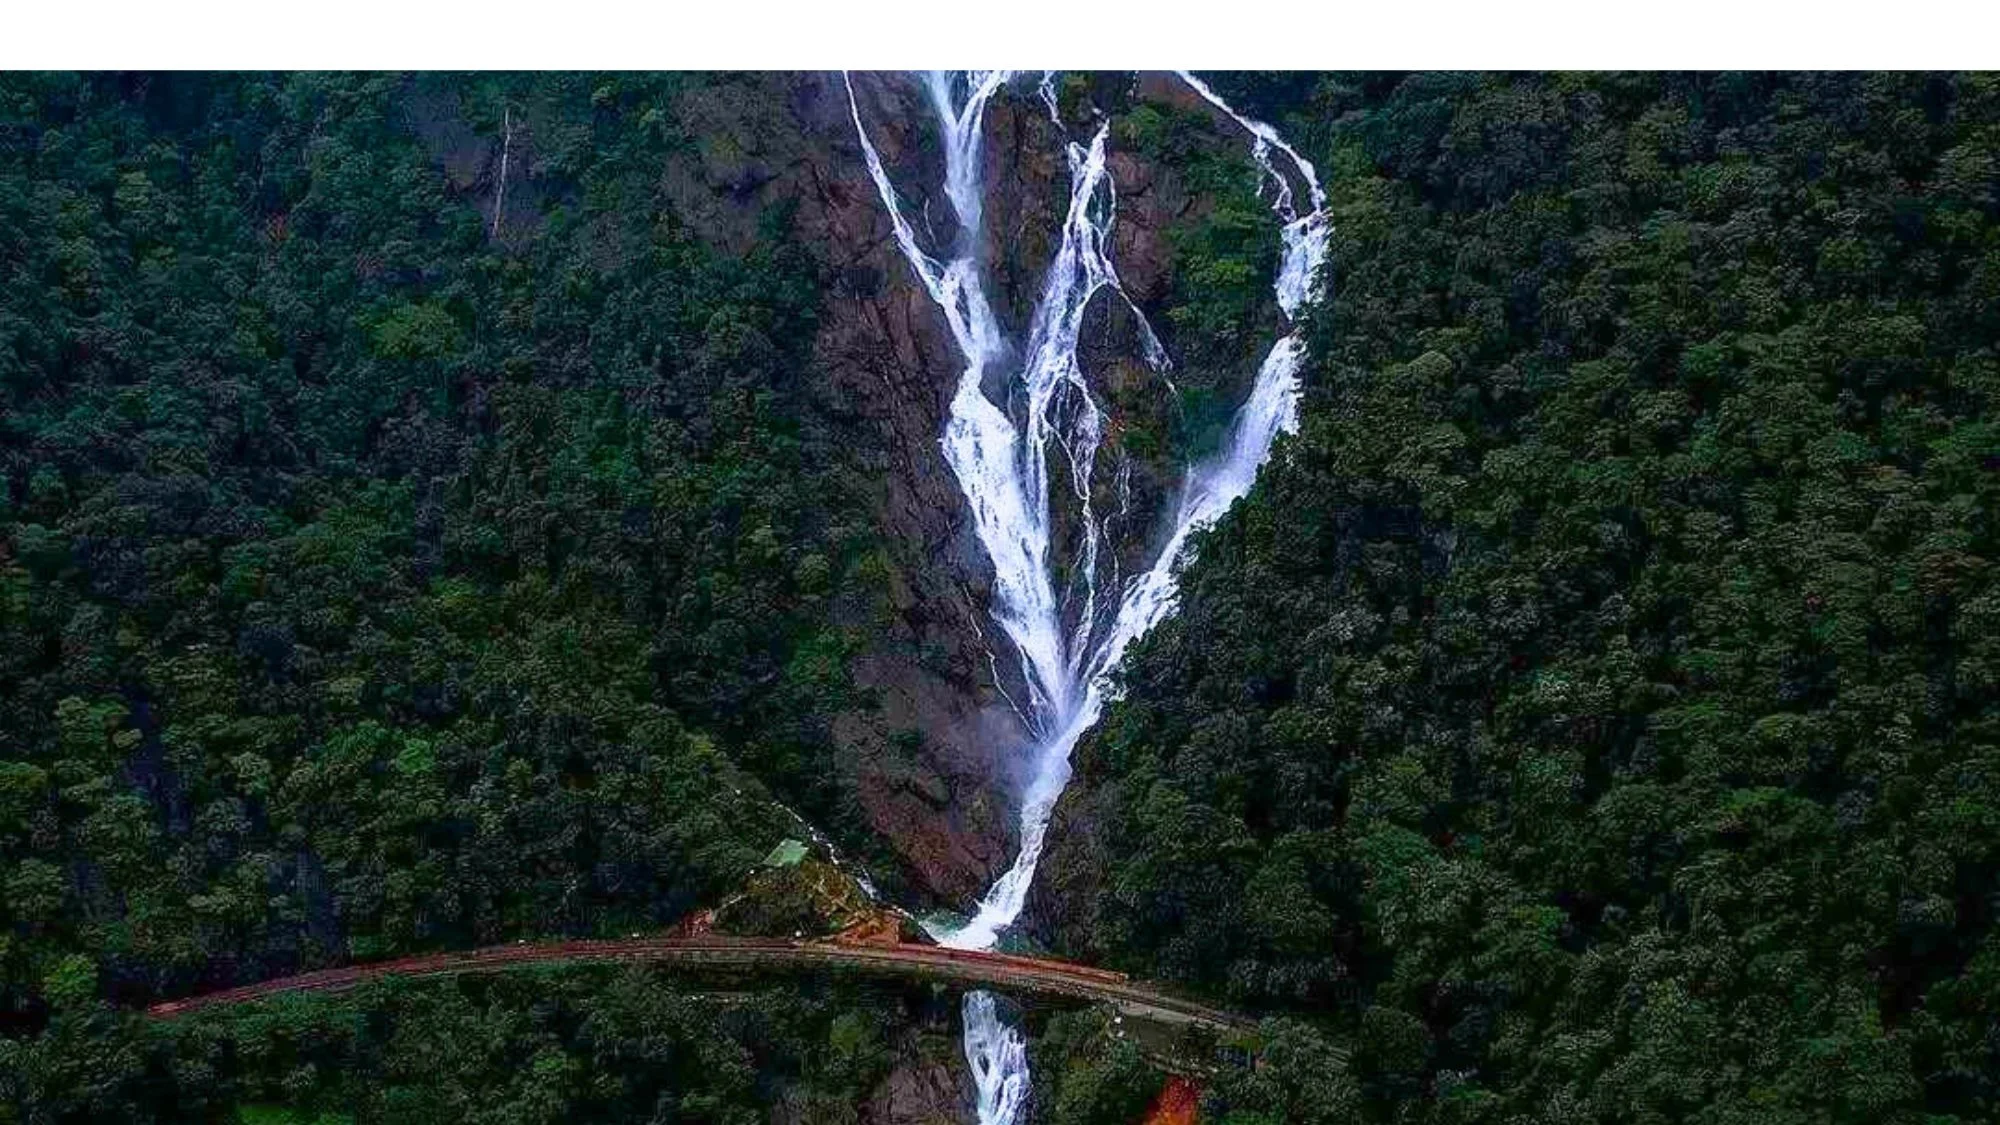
846,71,1327,1125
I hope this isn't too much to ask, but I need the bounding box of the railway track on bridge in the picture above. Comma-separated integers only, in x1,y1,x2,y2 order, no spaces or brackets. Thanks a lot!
143,936,1251,1032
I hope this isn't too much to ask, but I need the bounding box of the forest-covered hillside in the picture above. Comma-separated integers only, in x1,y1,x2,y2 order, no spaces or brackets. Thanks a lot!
1041,72,2000,1124
0,70,895,1023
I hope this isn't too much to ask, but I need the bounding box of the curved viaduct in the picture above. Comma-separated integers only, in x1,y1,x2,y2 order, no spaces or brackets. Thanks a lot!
144,936,1250,1033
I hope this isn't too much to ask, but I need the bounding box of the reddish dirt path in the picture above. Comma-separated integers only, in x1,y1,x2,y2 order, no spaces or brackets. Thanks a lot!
144,935,1248,1031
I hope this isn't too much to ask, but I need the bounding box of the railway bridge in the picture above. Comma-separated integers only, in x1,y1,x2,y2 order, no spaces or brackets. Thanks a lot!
145,934,1252,1042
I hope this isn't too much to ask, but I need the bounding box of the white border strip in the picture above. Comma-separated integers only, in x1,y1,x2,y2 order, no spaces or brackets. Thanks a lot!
4,0,1996,70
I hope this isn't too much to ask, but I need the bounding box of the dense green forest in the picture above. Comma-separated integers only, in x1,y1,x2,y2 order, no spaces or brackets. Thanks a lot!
8,68,2000,1125
10,966,956,1122
0,72,888,1032
1057,72,2000,1123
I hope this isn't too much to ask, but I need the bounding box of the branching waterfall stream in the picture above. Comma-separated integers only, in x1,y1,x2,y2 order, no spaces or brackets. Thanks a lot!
846,71,1327,1124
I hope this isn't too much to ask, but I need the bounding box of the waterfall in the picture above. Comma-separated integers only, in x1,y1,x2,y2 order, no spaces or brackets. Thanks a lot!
846,70,1327,1125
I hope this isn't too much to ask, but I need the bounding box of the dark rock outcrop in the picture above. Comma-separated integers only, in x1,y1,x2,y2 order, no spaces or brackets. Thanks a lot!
863,1042,973,1125
1021,770,1112,960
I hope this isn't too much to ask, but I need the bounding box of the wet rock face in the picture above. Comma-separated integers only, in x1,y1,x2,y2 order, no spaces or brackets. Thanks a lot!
1020,774,1110,960
648,72,1279,917
651,73,1037,904
863,1048,974,1125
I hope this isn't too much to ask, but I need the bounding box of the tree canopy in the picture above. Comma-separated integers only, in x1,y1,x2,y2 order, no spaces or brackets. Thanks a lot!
0,71,882,1031
1056,71,2000,1125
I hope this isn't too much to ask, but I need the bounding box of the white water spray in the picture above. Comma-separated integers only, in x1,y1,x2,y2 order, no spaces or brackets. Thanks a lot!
847,71,1327,1125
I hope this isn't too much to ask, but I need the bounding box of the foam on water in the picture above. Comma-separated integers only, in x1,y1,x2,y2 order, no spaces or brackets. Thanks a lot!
846,70,1327,1124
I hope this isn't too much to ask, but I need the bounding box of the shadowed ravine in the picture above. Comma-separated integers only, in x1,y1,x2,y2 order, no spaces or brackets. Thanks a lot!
844,70,1328,1125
